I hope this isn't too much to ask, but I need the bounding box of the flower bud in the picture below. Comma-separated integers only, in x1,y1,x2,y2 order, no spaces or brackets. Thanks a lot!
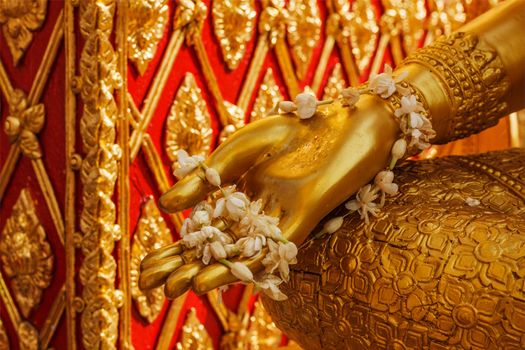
192,210,210,226
210,241,227,260
375,170,394,185
295,92,318,119
391,139,407,166
205,167,221,187
323,216,344,234
279,101,297,113
279,242,298,261
230,262,254,282
341,87,360,107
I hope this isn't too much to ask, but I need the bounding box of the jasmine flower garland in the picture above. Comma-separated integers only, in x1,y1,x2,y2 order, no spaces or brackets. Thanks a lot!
173,150,297,301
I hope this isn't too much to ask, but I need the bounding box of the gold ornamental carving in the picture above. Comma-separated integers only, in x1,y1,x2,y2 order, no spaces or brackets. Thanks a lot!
128,0,168,75
78,0,121,348
0,188,53,318
245,301,283,349
3,89,45,160
176,308,213,350
250,68,282,122
165,73,213,164
212,0,256,70
402,32,510,142
131,198,173,323
286,0,321,80
18,321,38,350
323,63,345,100
0,318,8,350
0,0,47,65
348,0,379,73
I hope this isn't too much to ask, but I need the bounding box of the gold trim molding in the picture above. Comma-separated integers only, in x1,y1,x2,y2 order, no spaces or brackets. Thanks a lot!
78,0,122,348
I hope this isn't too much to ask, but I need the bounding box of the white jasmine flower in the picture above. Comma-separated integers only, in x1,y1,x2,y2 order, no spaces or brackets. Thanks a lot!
341,87,360,108
191,210,211,226
368,64,408,98
238,200,281,238
295,92,318,119
375,170,398,206
205,167,221,187
465,197,480,207
374,170,398,196
209,241,227,260
278,101,297,113
345,184,381,224
213,186,250,221
202,240,228,265
230,262,254,282
173,149,204,179
182,226,226,248
262,240,298,281
409,128,430,150
256,274,287,301
394,95,425,120
237,235,267,258
323,216,344,234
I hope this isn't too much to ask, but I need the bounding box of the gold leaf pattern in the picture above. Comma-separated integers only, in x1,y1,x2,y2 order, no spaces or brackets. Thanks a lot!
0,318,8,350
0,188,53,318
176,308,213,350
322,63,345,100
212,0,256,70
349,0,379,73
165,73,213,164
0,0,47,65
246,301,283,349
131,199,172,323
251,68,282,122
128,0,168,75
3,89,45,159
287,0,322,80
78,0,121,348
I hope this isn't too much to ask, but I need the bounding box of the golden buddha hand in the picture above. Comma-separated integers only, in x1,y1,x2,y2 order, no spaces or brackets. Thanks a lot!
140,0,525,299
140,94,402,298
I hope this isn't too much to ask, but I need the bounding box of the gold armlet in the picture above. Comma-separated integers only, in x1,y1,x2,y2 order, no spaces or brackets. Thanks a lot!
401,32,510,142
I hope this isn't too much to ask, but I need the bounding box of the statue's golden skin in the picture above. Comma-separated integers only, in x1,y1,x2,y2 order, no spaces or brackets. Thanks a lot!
140,0,525,347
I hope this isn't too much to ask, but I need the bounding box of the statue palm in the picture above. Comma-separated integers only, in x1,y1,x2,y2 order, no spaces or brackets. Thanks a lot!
139,94,399,298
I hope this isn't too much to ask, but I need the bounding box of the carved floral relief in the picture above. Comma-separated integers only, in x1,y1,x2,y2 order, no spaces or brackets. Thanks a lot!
212,0,256,70
0,0,47,65
130,199,173,323
0,188,53,318
128,0,169,75
165,73,213,165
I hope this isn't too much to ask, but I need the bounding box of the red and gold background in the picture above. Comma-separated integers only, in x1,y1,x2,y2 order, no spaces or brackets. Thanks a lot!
0,0,522,349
